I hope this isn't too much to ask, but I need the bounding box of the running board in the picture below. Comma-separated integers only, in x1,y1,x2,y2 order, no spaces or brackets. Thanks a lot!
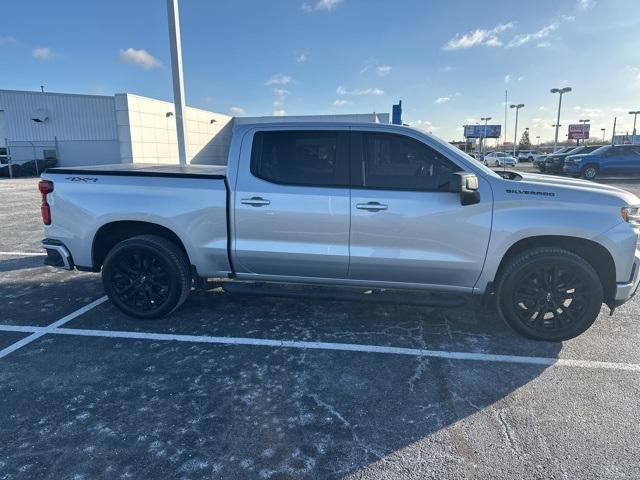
220,282,466,308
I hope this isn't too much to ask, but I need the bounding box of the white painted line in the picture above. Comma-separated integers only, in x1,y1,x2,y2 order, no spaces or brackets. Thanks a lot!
0,296,108,360
0,318,638,372
0,251,45,256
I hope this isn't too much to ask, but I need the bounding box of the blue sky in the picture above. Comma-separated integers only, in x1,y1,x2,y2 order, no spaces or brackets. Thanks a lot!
1,0,639,141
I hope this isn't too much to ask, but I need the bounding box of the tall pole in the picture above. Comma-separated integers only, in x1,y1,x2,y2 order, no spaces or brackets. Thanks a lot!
551,87,572,153
601,128,605,144
611,117,617,146
510,104,524,157
630,110,639,144
167,0,188,165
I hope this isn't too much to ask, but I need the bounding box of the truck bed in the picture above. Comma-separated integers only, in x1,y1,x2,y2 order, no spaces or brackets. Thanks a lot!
45,163,227,179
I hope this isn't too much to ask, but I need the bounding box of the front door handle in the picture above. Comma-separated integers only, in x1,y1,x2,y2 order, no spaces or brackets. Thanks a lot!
241,196,271,207
356,201,388,212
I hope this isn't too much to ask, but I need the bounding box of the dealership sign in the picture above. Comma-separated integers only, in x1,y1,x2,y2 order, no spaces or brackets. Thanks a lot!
568,124,590,139
464,124,502,138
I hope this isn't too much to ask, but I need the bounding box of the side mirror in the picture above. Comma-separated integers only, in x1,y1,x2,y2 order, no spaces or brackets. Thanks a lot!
449,172,481,206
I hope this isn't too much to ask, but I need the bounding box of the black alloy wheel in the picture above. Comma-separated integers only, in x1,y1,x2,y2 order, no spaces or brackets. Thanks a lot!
102,235,191,319
497,248,603,341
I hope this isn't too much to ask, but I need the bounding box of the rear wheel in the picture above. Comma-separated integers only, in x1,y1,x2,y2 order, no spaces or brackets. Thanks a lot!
582,164,599,180
496,248,603,341
102,235,192,319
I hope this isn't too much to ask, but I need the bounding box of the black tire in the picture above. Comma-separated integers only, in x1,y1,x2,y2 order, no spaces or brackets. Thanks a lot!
496,247,603,341
582,164,599,180
102,235,192,319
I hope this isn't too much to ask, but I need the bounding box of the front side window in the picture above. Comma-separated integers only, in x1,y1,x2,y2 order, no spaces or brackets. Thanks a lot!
358,132,461,190
250,130,347,186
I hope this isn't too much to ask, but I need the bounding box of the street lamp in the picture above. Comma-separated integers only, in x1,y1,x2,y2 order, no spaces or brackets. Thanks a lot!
510,103,524,157
550,86,572,153
480,116,492,159
579,119,590,145
601,128,606,144
536,135,540,146
630,111,640,142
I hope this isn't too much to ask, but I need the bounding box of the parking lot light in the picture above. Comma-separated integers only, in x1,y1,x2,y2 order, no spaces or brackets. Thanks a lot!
551,87,572,152
601,128,606,143
480,116,491,159
630,111,640,140
510,104,524,157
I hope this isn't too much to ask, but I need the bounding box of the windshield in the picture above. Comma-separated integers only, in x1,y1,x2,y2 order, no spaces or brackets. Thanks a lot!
590,145,611,155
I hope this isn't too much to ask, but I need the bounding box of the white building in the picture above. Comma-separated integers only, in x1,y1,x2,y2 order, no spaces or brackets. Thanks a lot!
0,89,389,168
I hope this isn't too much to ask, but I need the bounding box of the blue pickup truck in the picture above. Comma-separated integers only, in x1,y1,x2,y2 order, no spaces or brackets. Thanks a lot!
564,144,640,179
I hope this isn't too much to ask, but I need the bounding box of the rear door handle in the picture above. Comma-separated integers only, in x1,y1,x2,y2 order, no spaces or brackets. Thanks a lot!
241,196,271,207
356,201,388,212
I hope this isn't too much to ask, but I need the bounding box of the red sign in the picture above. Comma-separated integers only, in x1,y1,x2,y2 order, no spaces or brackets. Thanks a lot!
568,124,590,140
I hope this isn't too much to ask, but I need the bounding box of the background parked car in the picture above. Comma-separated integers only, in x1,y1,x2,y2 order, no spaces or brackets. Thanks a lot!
484,151,517,167
563,144,640,179
534,147,573,172
516,149,541,162
544,145,601,175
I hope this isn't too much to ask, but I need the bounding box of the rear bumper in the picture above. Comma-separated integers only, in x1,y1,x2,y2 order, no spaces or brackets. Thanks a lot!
615,250,640,306
42,239,74,270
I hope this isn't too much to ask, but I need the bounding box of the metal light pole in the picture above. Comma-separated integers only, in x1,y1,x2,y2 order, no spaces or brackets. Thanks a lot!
630,111,640,143
579,118,590,145
550,87,572,153
480,116,491,159
536,135,540,147
601,128,606,144
510,103,524,157
167,0,188,165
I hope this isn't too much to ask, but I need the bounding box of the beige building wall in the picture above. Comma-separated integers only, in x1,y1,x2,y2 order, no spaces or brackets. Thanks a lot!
115,93,232,165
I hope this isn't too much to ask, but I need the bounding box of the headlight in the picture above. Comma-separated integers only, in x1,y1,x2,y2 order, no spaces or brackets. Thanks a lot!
621,206,640,225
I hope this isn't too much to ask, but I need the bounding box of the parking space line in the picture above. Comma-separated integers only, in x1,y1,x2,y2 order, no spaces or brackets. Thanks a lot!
0,251,45,256
0,317,639,371
0,296,107,359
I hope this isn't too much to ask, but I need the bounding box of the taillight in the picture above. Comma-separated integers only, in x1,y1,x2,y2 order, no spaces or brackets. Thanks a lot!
38,180,53,225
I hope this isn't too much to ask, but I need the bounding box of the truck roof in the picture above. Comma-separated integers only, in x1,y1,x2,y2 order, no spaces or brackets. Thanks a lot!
45,163,227,179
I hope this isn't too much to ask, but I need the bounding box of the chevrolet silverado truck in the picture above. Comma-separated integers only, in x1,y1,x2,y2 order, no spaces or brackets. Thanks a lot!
39,122,640,341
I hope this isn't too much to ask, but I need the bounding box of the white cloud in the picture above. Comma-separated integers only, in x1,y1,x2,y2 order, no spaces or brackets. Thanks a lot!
504,74,512,83
376,65,392,76
536,41,552,48
32,46,55,61
119,48,161,70
438,65,453,72
507,22,559,48
517,76,525,81
295,52,308,63
229,106,245,115
336,86,384,96
265,74,293,86
574,105,603,117
409,120,439,132
435,97,450,104
443,22,514,50
625,65,640,85
273,88,290,98
273,109,287,116
0,35,18,47
578,0,595,9
302,0,342,12
333,99,349,106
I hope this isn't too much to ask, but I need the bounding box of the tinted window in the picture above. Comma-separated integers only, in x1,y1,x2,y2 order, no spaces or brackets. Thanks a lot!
358,132,461,190
251,131,347,186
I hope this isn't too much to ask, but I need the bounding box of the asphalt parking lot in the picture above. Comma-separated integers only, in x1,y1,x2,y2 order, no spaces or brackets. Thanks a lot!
1,172,639,480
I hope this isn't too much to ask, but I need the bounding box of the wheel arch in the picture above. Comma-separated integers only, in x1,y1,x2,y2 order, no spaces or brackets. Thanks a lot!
495,235,616,306
91,221,190,272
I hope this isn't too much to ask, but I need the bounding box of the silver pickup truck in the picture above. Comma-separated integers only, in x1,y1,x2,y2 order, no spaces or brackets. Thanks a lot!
39,122,640,341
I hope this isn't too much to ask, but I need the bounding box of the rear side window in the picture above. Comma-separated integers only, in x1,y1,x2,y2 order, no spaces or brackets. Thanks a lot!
355,132,461,191
250,130,348,187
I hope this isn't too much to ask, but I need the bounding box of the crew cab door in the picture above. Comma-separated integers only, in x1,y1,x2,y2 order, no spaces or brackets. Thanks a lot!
233,128,350,278
348,130,493,289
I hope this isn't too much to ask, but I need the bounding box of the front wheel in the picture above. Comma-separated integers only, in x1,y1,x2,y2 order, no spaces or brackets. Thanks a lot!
102,235,192,319
496,247,603,341
582,165,599,180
